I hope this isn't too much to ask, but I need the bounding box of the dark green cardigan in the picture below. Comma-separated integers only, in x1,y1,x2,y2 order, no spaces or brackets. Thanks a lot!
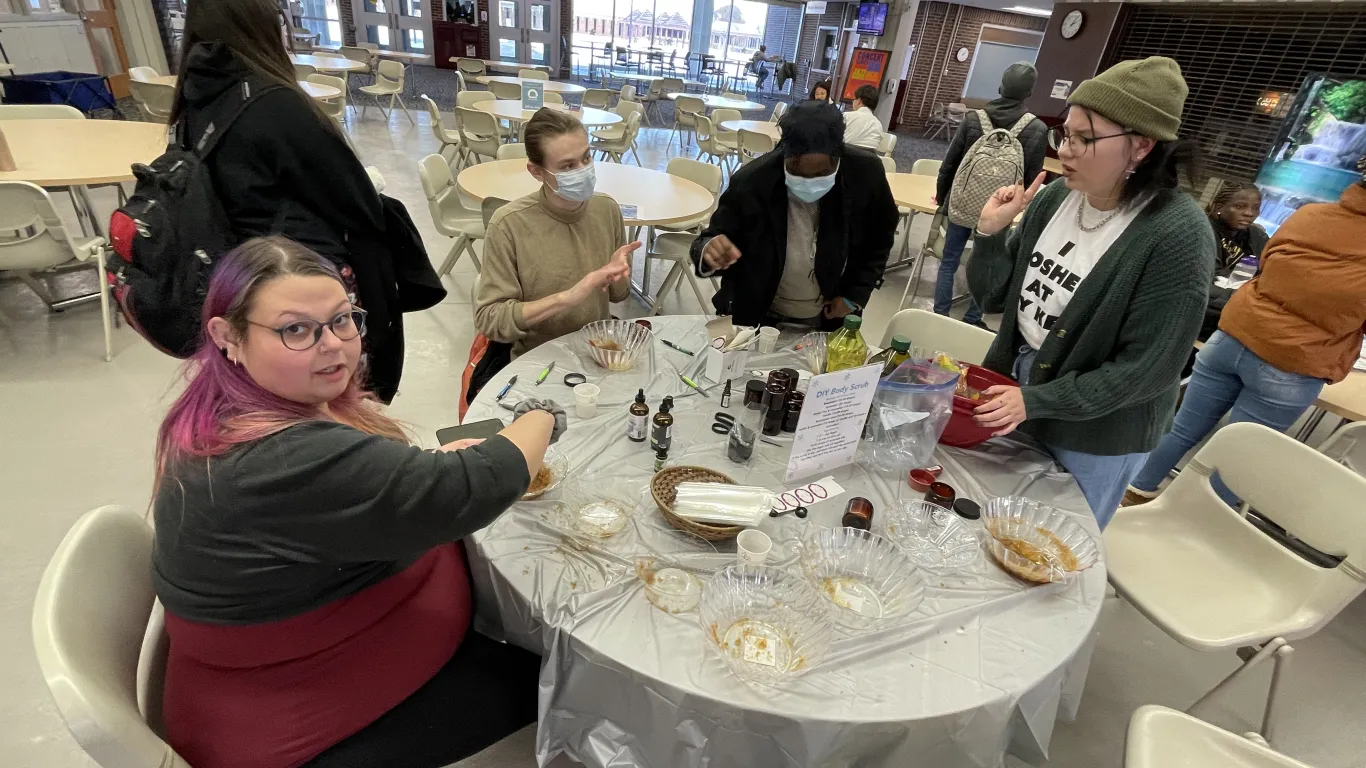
968,180,1216,456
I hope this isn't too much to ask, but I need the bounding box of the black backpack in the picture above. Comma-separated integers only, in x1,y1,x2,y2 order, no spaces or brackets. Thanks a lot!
106,81,282,357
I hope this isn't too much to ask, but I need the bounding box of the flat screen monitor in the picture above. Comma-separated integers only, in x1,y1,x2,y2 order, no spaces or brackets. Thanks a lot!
1253,73,1366,234
857,2,888,36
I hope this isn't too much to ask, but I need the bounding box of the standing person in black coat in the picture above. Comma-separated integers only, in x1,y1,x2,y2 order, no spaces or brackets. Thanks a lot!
169,0,437,402
933,62,1048,327
689,101,899,329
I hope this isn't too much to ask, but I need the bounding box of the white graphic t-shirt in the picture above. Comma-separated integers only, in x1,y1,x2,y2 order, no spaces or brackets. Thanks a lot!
1016,191,1152,349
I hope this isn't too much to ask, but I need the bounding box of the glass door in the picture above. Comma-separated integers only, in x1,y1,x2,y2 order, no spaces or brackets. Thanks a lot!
493,0,558,70
353,0,431,54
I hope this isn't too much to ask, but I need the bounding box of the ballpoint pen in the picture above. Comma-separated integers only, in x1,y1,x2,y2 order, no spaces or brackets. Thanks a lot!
679,374,709,398
496,375,517,400
536,361,555,385
660,339,696,356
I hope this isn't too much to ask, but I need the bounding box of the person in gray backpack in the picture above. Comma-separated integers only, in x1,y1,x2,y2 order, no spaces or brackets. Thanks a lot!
933,63,1047,327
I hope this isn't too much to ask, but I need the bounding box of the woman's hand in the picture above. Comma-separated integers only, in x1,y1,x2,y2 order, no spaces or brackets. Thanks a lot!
438,438,485,452
973,386,1027,436
976,172,1046,236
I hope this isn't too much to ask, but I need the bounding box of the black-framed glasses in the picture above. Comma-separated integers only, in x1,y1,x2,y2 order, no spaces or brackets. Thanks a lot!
248,309,368,351
1047,126,1134,154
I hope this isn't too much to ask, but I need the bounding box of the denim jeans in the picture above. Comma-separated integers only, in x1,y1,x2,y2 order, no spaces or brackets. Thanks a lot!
933,222,983,326
1013,347,1149,529
1131,331,1325,506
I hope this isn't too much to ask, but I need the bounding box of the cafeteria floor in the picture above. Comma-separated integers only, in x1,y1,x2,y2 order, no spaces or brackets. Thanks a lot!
3,109,1365,768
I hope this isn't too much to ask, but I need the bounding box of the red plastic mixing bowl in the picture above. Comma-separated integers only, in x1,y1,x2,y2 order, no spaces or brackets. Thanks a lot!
939,364,1020,449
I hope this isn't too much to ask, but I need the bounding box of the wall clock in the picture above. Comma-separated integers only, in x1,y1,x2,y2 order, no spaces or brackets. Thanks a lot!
1060,9,1085,39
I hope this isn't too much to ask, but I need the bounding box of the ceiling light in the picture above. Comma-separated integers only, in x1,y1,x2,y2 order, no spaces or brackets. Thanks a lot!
1004,6,1053,17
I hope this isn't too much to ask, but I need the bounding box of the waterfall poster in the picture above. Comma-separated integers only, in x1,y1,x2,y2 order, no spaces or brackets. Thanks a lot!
1254,74,1366,234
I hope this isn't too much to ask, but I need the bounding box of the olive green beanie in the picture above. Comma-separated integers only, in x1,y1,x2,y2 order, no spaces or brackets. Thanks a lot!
1068,56,1187,141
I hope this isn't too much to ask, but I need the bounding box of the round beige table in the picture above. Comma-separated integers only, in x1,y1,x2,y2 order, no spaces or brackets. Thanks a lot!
0,118,166,187
720,119,779,140
289,53,369,73
476,76,587,95
666,92,764,112
475,100,621,128
886,172,939,215
374,50,430,64
150,75,340,101
457,159,712,227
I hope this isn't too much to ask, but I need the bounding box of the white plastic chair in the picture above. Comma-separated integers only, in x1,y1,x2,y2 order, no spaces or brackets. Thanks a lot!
128,79,175,123
307,73,348,124
544,91,564,104
911,158,942,176
582,88,613,110
739,129,775,165
640,158,722,314
1317,421,1366,478
770,101,788,124
339,44,377,79
1106,421,1366,746
418,154,485,276
0,181,114,361
712,107,742,162
1125,705,1316,768
293,63,317,80
881,309,993,365
693,114,734,169
456,90,494,109
645,233,710,315
496,143,527,160
456,57,487,78
488,80,521,100
0,104,85,120
880,155,897,174
455,107,503,164
618,84,637,103
878,132,898,158
592,111,641,164
518,69,548,80
127,66,159,83
359,59,413,124
419,94,464,166
671,95,705,150
32,505,191,768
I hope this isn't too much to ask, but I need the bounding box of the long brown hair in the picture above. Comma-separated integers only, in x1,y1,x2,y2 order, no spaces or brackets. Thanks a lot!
169,0,338,135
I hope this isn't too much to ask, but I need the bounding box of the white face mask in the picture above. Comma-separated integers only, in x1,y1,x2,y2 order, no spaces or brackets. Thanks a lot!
548,162,596,203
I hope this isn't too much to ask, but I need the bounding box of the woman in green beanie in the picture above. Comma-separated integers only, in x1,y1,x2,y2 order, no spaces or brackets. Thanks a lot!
966,56,1216,528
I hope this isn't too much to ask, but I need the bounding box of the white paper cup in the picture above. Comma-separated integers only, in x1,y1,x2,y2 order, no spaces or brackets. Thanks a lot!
736,529,772,565
757,326,780,354
573,383,600,419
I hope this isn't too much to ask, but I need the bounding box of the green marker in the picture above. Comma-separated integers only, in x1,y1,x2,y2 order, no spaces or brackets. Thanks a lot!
679,374,709,398
535,361,555,385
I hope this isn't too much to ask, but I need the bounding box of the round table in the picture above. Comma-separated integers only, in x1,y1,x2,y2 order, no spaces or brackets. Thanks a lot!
667,92,765,111
150,75,339,101
457,160,713,227
721,119,779,141
289,53,369,73
476,75,587,95
0,118,166,187
886,172,939,215
464,317,1106,768
475,100,621,128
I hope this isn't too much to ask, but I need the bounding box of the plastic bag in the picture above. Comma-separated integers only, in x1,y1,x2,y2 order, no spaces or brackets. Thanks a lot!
862,350,959,473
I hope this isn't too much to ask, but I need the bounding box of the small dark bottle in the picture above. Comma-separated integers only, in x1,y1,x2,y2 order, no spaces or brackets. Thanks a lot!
925,482,956,510
720,379,732,408
842,497,874,530
654,447,668,471
782,391,805,432
627,388,650,442
650,396,674,451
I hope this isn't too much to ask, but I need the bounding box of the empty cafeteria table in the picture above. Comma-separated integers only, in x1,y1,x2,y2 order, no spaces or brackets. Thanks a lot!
666,92,764,112
288,53,369,73
456,159,711,228
462,315,1106,768
476,76,587,95
474,100,621,128
151,75,340,101
720,119,779,140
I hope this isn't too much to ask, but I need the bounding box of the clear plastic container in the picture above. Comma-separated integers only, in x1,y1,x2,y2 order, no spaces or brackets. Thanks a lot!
700,565,833,684
881,500,980,572
981,497,1100,584
862,348,959,473
799,526,926,631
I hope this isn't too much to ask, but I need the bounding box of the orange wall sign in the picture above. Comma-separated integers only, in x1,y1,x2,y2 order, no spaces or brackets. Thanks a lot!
842,48,891,102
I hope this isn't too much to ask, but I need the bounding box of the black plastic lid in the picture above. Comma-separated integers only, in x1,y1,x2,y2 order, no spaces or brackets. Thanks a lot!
660,396,673,412
635,388,646,403
953,498,981,520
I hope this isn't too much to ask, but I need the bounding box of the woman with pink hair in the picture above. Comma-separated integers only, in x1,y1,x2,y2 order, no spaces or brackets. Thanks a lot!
151,236,564,768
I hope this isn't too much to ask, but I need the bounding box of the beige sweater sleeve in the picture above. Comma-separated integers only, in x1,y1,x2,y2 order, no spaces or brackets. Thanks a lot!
607,204,630,304
473,216,529,343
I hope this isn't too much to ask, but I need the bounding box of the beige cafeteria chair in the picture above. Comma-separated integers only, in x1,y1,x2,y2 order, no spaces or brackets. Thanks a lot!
418,154,485,276
518,68,548,80
32,505,191,768
879,132,898,158
1125,705,1316,768
0,103,84,119
582,88,613,110
592,100,643,165
712,107,742,165
456,107,503,164
544,91,564,104
339,44,377,79
307,73,348,124
496,143,526,160
455,57,487,78
127,65,159,83
881,309,993,365
293,63,317,80
1106,421,1366,746
128,79,175,123
591,111,641,164
670,94,705,150
419,94,464,166
456,89,494,108
738,129,775,165
1317,421,1366,478
359,60,413,124
1,181,115,361
769,101,788,124
693,115,735,169
489,80,521,100
642,158,723,316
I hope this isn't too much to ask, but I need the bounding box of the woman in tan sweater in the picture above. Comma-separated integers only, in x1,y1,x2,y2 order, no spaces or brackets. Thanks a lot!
474,108,640,357
1128,164,1366,506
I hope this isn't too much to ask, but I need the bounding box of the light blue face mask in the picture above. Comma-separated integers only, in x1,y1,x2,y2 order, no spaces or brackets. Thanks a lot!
550,162,597,203
784,162,839,203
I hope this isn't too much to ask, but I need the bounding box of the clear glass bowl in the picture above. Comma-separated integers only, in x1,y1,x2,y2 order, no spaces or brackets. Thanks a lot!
799,526,926,631
578,319,652,371
521,447,568,500
981,497,1101,584
643,566,701,613
795,332,827,375
700,564,833,684
882,500,980,572
543,476,635,537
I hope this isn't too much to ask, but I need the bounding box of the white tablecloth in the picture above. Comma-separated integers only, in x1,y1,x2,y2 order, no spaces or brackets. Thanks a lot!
464,316,1107,768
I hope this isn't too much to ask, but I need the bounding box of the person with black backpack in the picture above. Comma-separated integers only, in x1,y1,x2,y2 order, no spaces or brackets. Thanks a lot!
933,62,1047,328
108,0,440,402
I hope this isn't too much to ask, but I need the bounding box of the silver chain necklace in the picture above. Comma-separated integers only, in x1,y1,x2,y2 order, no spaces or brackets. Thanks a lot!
1076,197,1122,233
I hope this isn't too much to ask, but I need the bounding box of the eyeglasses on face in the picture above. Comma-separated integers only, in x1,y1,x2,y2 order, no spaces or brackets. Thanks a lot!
1047,125,1134,154
247,309,368,351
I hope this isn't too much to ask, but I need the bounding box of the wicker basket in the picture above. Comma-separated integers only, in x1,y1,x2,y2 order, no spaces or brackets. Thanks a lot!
651,466,744,541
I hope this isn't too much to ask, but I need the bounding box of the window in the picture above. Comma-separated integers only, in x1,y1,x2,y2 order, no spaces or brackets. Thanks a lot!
570,0,696,77
5,0,66,14
298,0,343,49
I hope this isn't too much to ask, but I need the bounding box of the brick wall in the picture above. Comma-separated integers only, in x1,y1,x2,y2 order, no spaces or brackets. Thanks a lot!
897,1,1047,131
793,2,849,98
340,0,355,45
560,0,573,70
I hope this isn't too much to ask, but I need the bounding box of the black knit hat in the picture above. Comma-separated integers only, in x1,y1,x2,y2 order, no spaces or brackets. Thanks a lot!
779,100,845,158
